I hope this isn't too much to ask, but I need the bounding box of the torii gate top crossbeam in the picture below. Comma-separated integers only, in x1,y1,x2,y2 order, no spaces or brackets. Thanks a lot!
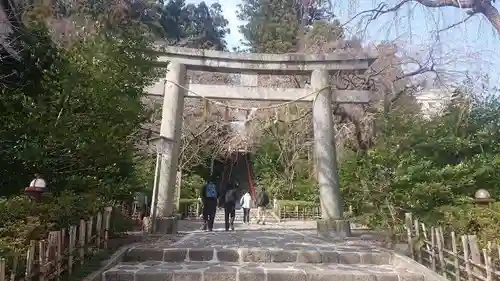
151,46,377,74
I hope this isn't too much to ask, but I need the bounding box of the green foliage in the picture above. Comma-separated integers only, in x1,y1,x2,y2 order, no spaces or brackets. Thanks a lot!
180,173,205,199
0,192,133,276
237,0,330,52
178,198,200,217
0,192,106,256
253,128,317,201
108,208,137,236
0,18,160,198
340,80,500,243
0,8,154,272
439,203,500,247
305,19,344,43
277,200,318,207
141,0,230,50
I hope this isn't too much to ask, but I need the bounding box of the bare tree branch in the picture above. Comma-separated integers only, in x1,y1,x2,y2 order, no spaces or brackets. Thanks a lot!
344,0,500,33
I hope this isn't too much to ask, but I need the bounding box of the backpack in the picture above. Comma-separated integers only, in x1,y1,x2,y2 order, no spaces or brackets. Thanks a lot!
261,192,270,206
225,188,238,204
205,183,217,199
258,192,269,206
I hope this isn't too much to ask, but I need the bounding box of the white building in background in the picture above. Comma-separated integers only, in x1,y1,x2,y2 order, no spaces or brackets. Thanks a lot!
414,88,456,119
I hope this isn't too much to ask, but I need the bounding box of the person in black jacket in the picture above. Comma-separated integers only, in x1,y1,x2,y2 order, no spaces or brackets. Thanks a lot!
221,179,239,231
200,177,218,231
256,187,270,225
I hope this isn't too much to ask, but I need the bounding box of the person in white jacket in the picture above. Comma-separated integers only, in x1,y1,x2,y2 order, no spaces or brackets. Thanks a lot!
240,191,252,224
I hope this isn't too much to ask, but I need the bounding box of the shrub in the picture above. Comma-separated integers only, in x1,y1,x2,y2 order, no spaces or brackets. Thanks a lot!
277,200,318,207
0,191,111,259
108,208,136,237
439,202,500,247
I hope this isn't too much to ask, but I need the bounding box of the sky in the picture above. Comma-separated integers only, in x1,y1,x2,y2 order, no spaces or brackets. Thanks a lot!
186,0,500,87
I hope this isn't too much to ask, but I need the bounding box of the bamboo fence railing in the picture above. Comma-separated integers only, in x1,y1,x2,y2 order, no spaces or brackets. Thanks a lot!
0,206,113,281
404,213,500,281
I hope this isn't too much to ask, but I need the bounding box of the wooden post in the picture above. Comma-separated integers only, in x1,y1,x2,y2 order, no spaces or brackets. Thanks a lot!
430,226,436,271
104,207,112,249
405,213,414,259
468,235,481,281
451,231,460,281
174,171,182,212
462,235,473,281
0,258,5,281
79,219,86,264
25,240,36,278
56,231,62,281
68,226,76,275
435,227,446,277
414,218,421,263
46,232,57,279
483,248,492,281
96,212,103,249
60,228,66,273
10,254,18,281
421,223,431,253
39,240,46,281
86,217,93,254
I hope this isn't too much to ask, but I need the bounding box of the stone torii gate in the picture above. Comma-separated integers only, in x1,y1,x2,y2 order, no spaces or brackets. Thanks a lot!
147,47,377,235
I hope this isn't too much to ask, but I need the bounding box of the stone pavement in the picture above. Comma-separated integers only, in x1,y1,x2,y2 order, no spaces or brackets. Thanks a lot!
177,219,317,233
102,225,426,281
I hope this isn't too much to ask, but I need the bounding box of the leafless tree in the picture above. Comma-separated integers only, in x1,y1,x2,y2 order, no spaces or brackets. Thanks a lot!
341,0,500,34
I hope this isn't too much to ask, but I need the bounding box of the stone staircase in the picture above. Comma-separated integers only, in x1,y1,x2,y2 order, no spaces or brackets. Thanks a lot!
102,230,426,281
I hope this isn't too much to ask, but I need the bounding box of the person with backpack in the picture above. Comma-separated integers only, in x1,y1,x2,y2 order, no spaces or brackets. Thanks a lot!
221,179,239,231
200,177,218,231
256,187,270,225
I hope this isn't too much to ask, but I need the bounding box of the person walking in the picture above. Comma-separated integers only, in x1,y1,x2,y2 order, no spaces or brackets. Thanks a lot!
256,188,270,225
240,190,252,224
200,178,218,231
221,180,239,231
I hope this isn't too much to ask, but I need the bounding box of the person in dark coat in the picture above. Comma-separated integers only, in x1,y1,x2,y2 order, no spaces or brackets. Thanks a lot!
200,177,218,231
221,179,239,231
256,187,270,225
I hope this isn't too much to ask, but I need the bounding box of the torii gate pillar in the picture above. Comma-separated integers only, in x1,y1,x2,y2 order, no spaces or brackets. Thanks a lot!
153,62,186,234
312,69,350,236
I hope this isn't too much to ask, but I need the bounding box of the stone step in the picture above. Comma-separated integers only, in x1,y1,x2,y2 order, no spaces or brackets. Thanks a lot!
124,246,392,265
103,261,425,281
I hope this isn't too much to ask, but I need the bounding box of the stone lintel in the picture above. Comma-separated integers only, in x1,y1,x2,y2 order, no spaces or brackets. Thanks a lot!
145,82,371,103
150,46,376,74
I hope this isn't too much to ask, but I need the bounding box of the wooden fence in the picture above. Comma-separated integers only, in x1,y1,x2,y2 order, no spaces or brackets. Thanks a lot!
274,201,320,221
178,199,322,221
178,199,200,219
0,207,113,281
404,213,500,281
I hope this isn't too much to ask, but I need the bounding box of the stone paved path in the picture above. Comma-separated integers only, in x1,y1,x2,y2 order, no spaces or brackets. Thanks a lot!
103,223,425,281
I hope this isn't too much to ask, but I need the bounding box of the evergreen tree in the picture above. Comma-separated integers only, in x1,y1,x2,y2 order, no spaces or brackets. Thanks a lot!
237,0,330,53
140,0,230,50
